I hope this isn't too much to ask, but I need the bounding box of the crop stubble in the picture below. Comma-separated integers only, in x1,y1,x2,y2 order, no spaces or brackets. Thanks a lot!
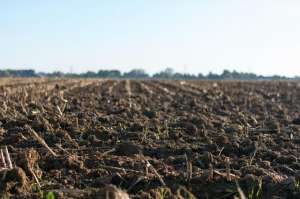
0,78,300,198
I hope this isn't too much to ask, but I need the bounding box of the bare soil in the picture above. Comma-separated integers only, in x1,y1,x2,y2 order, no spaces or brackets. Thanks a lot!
0,78,300,199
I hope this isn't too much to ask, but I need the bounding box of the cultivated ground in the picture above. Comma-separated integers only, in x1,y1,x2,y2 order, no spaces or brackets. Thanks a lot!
0,78,300,199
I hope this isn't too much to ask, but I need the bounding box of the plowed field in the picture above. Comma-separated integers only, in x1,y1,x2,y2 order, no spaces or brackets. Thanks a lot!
1,78,300,199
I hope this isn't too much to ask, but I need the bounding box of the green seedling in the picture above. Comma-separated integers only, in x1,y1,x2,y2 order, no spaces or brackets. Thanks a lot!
141,127,150,142
156,187,171,199
176,187,197,199
32,183,56,199
248,177,263,199
46,192,55,199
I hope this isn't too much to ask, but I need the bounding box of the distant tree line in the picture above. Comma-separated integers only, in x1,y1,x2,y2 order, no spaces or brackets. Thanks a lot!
0,68,298,80
0,69,37,77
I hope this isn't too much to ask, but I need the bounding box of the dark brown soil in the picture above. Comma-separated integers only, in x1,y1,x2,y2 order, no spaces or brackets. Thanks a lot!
0,78,300,198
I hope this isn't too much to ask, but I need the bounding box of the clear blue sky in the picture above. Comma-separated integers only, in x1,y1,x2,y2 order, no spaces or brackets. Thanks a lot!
1,0,300,76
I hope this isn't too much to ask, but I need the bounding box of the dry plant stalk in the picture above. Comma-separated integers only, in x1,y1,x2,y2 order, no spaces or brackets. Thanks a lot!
213,170,240,180
125,80,132,97
29,167,41,187
0,149,7,168
61,103,67,113
27,126,57,157
101,148,116,157
125,80,132,108
218,147,224,157
4,146,13,169
98,164,144,174
142,156,166,186
60,91,68,113
249,148,257,166
185,153,193,182
208,164,214,181
145,164,149,176
0,146,13,170
56,105,63,116
140,82,153,95
55,144,70,155
22,88,28,102
225,157,231,181
59,91,68,103
108,82,117,95
235,181,247,199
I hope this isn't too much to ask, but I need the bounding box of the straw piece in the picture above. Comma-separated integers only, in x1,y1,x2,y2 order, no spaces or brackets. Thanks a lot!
4,146,12,169
27,126,57,157
0,149,7,168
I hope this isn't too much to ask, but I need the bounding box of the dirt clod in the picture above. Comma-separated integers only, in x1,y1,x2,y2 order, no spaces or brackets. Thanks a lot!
115,141,143,156
86,185,130,199
0,167,30,196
